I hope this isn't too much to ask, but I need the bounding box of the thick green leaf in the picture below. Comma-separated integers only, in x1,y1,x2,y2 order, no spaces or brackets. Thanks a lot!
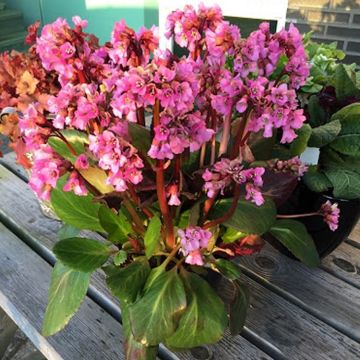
215,259,242,280
122,304,158,360
53,238,111,272
307,95,327,127
98,206,132,244
42,262,90,336
129,268,187,346
290,124,312,156
104,258,150,304
334,64,360,100
51,175,103,232
144,215,162,258
48,130,88,163
329,105,360,156
128,123,155,166
302,171,332,193
308,120,341,148
114,250,127,266
57,224,80,240
165,272,227,349
229,280,249,335
209,198,276,235
222,227,247,243
269,220,320,267
325,169,360,200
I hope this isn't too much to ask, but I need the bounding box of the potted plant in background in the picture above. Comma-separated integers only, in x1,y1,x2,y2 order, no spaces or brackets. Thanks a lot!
0,5,340,359
274,37,360,258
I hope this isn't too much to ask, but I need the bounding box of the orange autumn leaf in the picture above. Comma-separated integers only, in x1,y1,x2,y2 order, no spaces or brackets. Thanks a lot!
16,70,39,96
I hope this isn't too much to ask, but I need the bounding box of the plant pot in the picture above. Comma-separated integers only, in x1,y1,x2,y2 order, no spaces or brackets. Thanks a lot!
271,183,360,258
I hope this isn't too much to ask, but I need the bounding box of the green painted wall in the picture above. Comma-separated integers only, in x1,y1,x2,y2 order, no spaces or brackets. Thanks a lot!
5,0,159,43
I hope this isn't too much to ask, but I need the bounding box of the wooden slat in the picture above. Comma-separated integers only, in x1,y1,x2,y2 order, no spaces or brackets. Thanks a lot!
349,221,360,245
0,223,125,360
0,162,270,360
0,151,28,181
237,244,360,342
321,242,360,289
0,307,18,358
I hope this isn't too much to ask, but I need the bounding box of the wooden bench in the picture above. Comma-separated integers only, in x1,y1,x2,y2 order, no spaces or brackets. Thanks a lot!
0,151,360,360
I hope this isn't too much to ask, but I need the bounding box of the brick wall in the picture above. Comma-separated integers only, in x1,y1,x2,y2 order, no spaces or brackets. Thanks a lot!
287,0,360,65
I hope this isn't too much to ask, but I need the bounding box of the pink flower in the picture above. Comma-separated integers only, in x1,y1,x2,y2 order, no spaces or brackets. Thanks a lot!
271,84,289,106
63,171,88,196
319,201,340,231
245,183,265,206
29,146,64,201
178,226,212,265
268,157,308,178
72,16,88,28
74,154,89,170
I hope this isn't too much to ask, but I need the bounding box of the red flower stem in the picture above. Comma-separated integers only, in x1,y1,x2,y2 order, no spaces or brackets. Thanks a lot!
77,69,87,84
122,197,145,235
230,108,251,160
199,144,206,167
210,110,217,165
153,100,175,248
277,212,320,219
203,185,241,230
219,113,231,157
127,184,154,219
55,132,77,156
202,190,219,222
136,106,145,126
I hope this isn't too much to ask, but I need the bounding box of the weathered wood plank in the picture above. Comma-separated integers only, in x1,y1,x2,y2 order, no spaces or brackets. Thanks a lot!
0,162,271,360
0,223,125,360
0,307,18,358
0,151,28,181
321,242,360,290
349,220,360,246
237,243,360,342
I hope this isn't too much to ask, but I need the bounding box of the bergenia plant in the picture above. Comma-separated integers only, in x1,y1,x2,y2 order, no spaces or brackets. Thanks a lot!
1,4,341,359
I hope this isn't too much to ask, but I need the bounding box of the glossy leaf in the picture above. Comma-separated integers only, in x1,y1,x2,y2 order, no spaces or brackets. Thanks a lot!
128,122,155,166
57,224,80,240
122,304,159,360
48,130,88,163
229,281,250,335
215,259,242,280
98,206,132,244
325,169,360,200
307,95,327,127
53,237,111,272
144,215,162,258
51,175,104,232
209,198,276,235
165,272,227,349
222,227,247,243
303,171,332,193
290,124,312,156
114,250,127,266
269,220,320,267
308,120,341,148
104,258,150,304
80,167,114,194
129,268,187,346
334,64,360,100
42,262,90,336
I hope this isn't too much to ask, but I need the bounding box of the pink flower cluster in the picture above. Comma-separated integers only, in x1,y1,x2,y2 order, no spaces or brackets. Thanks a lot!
48,83,104,130
178,226,212,265
109,20,159,67
210,22,309,144
149,110,213,160
319,201,340,231
29,146,64,201
165,3,239,58
267,156,308,178
36,17,91,86
18,103,49,151
89,130,144,192
202,158,265,206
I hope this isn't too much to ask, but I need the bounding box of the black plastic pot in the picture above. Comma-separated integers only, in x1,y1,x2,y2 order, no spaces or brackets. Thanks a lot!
271,183,360,259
